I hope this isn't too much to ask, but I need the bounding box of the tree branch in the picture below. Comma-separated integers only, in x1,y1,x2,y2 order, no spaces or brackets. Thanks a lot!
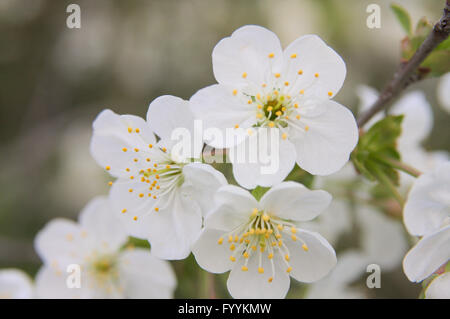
357,1,450,127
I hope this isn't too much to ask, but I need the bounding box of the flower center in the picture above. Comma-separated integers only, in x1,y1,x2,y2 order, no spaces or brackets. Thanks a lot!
217,208,309,283
104,126,185,220
86,254,122,295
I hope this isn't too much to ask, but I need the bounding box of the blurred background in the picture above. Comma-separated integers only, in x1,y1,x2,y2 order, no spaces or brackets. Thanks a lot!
0,0,448,298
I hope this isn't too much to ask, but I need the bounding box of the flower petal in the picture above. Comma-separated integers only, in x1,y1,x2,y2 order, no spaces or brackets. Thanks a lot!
403,162,450,236
35,266,90,299
391,91,433,145
34,218,89,267
118,248,176,298
292,99,358,175
426,272,450,299
286,229,337,283
78,196,128,253
205,185,258,231
144,191,203,260
230,128,296,189
192,228,235,273
0,269,33,299
90,109,156,178
437,72,450,113
181,163,227,217
189,84,255,148
282,35,346,99
260,181,331,222
213,25,283,87
403,225,450,282
227,250,290,299
146,96,198,156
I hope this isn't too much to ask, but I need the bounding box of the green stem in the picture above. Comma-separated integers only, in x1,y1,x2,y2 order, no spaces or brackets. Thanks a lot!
376,155,422,178
368,162,405,206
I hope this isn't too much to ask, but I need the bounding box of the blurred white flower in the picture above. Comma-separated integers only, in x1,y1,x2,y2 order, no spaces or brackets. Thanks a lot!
193,182,336,299
0,269,33,299
425,272,450,299
307,202,408,299
90,96,227,260
190,25,358,188
34,197,176,299
357,85,449,189
437,72,450,113
403,162,450,282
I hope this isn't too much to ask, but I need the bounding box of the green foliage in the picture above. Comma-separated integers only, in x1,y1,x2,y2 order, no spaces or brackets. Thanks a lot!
351,115,404,201
251,186,270,201
284,164,314,188
391,3,412,35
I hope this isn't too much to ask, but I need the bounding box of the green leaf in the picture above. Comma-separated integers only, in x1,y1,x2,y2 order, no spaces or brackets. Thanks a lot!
391,3,412,35
251,186,270,201
284,164,314,188
351,115,404,201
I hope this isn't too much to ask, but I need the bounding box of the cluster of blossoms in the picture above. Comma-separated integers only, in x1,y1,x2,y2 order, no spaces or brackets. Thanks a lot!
1,25,449,299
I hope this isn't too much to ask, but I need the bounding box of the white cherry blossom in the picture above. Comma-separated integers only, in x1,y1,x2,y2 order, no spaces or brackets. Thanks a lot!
34,197,176,298
190,25,358,188
402,162,450,283
90,96,227,260
192,182,336,299
0,269,33,299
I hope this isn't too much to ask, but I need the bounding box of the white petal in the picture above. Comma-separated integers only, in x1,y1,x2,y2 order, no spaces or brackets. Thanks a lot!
118,248,176,298
358,205,407,271
230,128,296,189
90,109,156,178
205,185,258,231
189,84,255,148
181,163,227,217
286,229,337,283
356,85,379,113
282,35,346,99
227,250,290,299
260,181,331,222
0,269,33,299
437,72,450,113
403,225,450,282
426,272,450,299
301,199,353,245
144,191,203,260
35,266,90,299
391,91,433,145
292,99,358,175
146,96,198,156
403,162,450,236
34,218,89,267
192,228,234,273
110,178,163,238
213,25,283,87
78,196,128,253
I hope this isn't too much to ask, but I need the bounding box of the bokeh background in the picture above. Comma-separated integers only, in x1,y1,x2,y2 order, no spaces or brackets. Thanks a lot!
0,0,448,298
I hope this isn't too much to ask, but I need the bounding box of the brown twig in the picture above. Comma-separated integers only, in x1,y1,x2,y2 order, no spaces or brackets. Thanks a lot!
357,1,450,128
